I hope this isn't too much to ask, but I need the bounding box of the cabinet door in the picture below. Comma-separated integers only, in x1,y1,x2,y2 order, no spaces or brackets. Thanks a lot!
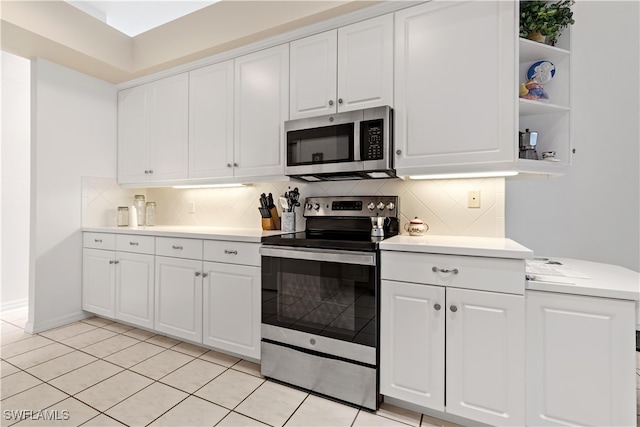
380,280,445,411
289,30,338,119
118,87,149,183
189,61,235,179
115,252,154,329
82,248,115,318
337,13,393,113
149,73,189,181
234,44,289,178
394,1,515,172
526,291,636,427
155,256,202,342
202,262,260,359
446,288,525,426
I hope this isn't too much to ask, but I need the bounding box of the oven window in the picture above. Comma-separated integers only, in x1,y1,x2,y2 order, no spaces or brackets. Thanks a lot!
287,123,354,166
262,256,377,347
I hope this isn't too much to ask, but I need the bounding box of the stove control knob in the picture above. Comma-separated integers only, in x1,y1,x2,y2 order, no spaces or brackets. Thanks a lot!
377,202,385,210
305,203,313,210
313,203,320,211
367,202,376,210
386,202,395,211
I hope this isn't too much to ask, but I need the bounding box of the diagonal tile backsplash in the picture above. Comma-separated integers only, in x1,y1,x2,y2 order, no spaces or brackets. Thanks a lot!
83,177,505,237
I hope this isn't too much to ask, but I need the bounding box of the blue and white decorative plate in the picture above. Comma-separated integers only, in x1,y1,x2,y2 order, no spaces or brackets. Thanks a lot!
527,61,555,84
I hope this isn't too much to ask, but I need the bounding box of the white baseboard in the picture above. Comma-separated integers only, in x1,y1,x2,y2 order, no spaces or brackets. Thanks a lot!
26,311,92,334
1,298,28,312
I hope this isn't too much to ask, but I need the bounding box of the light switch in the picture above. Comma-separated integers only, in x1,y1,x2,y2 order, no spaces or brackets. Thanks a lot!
468,191,480,208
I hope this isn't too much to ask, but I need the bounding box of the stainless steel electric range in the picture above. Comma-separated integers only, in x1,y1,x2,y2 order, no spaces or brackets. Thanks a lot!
259,195,399,410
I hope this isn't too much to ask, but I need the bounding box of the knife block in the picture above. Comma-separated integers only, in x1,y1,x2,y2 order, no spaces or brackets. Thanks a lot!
262,208,281,230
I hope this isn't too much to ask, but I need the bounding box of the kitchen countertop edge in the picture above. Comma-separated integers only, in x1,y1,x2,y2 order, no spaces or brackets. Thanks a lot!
82,226,291,243
379,234,534,259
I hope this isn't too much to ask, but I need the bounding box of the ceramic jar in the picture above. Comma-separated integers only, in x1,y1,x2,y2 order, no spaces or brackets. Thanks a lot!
404,216,429,236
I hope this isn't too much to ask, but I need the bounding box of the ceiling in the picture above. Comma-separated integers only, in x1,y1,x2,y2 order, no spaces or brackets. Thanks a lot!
0,0,379,84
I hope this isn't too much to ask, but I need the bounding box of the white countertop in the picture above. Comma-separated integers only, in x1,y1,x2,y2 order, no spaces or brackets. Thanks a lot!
526,257,640,301
379,234,534,259
82,225,290,243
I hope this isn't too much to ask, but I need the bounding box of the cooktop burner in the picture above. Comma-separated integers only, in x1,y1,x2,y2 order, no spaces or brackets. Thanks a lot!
261,195,399,251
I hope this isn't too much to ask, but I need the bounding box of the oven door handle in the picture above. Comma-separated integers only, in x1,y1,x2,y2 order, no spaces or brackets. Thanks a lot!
260,246,376,266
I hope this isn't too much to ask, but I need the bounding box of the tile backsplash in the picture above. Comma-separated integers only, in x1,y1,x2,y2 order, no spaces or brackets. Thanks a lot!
83,177,504,237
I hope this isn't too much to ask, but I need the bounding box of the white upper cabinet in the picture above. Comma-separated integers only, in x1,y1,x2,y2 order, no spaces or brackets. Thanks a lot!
234,44,289,178
289,14,393,119
290,30,338,119
394,1,516,175
337,14,393,113
118,73,189,184
189,61,234,179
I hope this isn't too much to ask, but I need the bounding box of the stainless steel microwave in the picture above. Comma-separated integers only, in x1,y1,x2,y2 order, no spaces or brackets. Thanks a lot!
284,106,394,182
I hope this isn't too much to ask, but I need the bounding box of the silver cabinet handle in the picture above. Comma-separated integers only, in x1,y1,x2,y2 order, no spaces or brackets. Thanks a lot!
432,266,459,274
129,242,139,246
227,163,232,168
172,245,183,250
328,100,334,106
434,303,441,311
109,260,114,264
224,250,238,255
338,98,343,104
148,170,153,174
202,273,208,278
450,305,458,313
195,271,201,277
114,260,119,264
94,239,102,243
233,163,238,167
396,149,402,155
144,170,149,174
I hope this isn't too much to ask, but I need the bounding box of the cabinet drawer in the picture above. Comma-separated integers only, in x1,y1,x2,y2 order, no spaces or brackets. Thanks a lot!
381,251,525,295
116,234,155,254
203,240,260,266
156,237,203,260
83,232,116,250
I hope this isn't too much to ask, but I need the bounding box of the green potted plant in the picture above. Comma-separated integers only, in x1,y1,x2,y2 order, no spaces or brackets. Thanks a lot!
520,0,575,46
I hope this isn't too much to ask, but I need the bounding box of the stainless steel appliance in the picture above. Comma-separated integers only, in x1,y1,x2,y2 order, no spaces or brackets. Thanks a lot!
519,128,539,160
285,106,394,182
260,196,399,410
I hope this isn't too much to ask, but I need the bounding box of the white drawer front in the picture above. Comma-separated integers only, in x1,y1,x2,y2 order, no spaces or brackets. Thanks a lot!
116,234,155,254
203,240,260,266
156,237,203,260
83,232,116,250
381,251,525,295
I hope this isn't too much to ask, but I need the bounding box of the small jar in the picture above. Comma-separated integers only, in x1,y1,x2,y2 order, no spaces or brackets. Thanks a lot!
117,206,129,227
134,195,146,226
145,202,156,226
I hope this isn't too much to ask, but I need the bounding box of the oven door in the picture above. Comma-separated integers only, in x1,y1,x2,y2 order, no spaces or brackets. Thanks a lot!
260,246,378,349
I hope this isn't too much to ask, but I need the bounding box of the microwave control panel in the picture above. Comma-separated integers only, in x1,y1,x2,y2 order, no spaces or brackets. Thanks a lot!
361,119,384,160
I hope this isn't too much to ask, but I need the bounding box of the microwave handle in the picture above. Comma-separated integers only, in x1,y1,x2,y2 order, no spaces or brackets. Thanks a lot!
353,120,361,162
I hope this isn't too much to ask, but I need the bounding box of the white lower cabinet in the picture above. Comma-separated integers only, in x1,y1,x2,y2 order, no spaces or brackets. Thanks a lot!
445,288,524,425
114,252,154,329
381,280,525,426
154,256,203,343
202,261,260,359
380,280,445,410
526,290,636,427
83,248,116,318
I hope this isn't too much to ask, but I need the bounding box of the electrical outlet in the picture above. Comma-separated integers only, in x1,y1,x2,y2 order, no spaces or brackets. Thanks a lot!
189,201,196,214
468,191,480,208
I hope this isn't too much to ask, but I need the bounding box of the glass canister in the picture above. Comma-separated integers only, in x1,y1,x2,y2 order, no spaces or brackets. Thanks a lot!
117,206,129,227
145,202,156,226
134,195,146,226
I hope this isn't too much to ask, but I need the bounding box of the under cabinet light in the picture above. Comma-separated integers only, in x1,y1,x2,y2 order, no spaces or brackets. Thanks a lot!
172,183,250,189
408,171,519,180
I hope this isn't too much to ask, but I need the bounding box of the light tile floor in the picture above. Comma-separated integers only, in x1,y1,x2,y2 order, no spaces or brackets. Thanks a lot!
0,308,459,427
1,307,639,427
